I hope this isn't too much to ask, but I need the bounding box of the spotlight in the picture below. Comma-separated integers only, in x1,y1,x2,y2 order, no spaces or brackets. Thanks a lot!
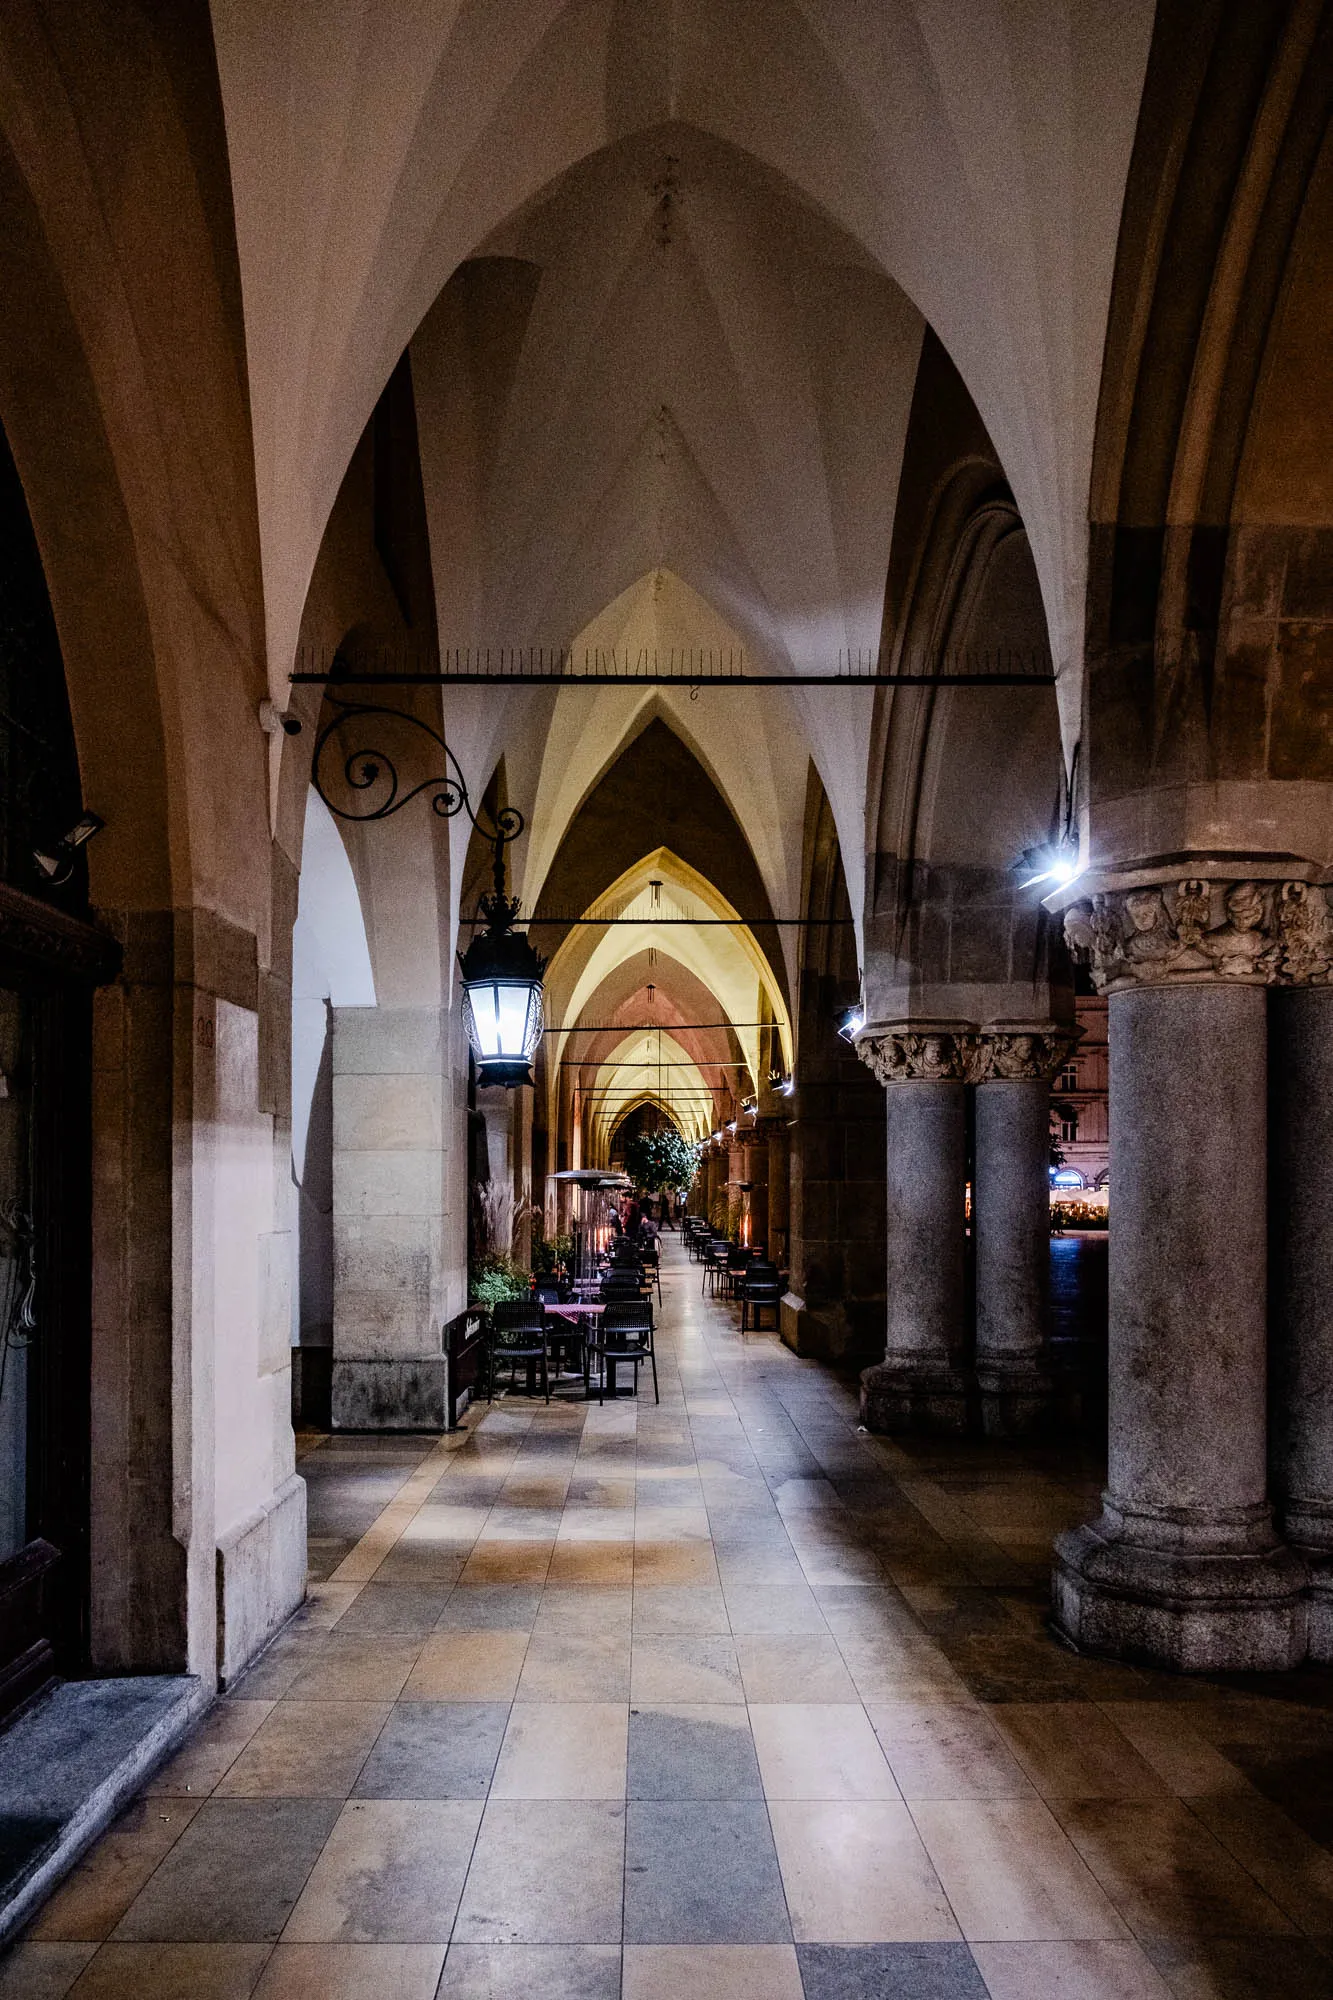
836,1006,864,1043
1013,841,1080,891
33,811,104,885
778,1075,795,1097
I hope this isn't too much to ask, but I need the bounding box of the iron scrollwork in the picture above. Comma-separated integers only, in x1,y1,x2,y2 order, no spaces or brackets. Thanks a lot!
311,689,524,887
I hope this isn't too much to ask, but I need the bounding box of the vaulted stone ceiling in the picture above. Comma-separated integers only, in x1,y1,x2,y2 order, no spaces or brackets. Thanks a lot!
212,0,1155,739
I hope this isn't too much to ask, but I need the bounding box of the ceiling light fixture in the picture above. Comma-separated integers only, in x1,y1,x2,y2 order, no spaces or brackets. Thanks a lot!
33,811,104,885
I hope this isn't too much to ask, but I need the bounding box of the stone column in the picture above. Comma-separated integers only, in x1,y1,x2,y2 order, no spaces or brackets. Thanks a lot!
705,1143,726,1230
331,1006,450,1428
857,1030,973,1433
743,1121,774,1250
973,1029,1076,1437
1270,979,1333,1659
726,1138,745,1237
767,1120,790,1265
1054,879,1307,1671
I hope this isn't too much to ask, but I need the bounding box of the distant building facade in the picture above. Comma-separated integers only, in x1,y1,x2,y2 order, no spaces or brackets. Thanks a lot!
1050,995,1108,1209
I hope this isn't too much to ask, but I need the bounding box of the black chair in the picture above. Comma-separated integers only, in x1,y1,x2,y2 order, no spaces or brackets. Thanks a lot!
723,1244,752,1301
639,1241,662,1304
702,1239,730,1297
739,1260,783,1335
536,1287,586,1381
487,1300,550,1402
588,1301,658,1405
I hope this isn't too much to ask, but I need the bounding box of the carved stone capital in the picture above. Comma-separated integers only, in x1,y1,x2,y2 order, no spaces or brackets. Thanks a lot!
1063,878,1333,995
973,1027,1081,1083
855,1028,987,1085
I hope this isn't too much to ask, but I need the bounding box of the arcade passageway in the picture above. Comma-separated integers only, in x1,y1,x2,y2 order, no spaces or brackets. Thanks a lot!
0,0,1331,1980
10,1239,1333,2000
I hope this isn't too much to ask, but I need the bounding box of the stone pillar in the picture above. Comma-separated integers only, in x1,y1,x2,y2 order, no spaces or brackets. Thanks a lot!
857,1031,973,1433
1270,982,1333,1659
331,1006,450,1428
973,1030,1075,1438
743,1122,773,1250
767,1120,790,1266
726,1139,745,1237
1054,879,1307,1671
705,1144,726,1230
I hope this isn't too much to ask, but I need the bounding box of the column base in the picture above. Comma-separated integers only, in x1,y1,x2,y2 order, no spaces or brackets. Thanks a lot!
860,1357,971,1435
975,1359,1057,1440
1053,1503,1308,1672
331,1358,448,1430
1282,1505,1333,1663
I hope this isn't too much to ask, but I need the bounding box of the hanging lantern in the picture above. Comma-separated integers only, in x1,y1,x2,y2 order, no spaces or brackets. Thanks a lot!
459,889,546,1088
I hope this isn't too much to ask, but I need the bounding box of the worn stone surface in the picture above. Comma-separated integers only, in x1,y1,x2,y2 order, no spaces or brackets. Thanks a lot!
973,1079,1053,1439
861,1081,968,1435
331,1358,449,1431
216,1472,307,1687
1053,983,1307,1670
1269,985,1333,1659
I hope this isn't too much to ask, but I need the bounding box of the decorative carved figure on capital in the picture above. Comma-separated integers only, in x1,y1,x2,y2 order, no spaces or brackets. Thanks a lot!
1063,878,1330,992
855,1029,983,1086
977,1029,1080,1083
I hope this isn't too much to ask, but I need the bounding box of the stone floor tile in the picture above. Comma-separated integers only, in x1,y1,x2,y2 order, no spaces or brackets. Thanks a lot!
0,1942,95,1999
65,1943,270,1999
735,1635,858,1704
401,1629,529,1699
911,1799,1130,1942
749,1704,899,1801
1053,1799,1294,1940
622,1942,804,1999
627,1705,763,1799
630,1635,744,1704
330,1583,454,1635
284,1633,423,1702
491,1702,628,1799
796,1941,989,1998
812,1587,919,1639
633,1541,722,1587
438,1943,622,1997
632,1585,731,1634
282,1797,481,1941
250,1942,445,1998
1189,1787,1333,1932
769,1800,957,1944
459,1540,554,1586
515,1629,631,1701
352,1701,509,1799
32,1799,202,1941
112,1799,342,1942
214,1701,390,1799
433,1585,541,1630
623,1801,789,1943
721,1583,828,1635
533,1588,635,1634
371,1545,469,1585
866,1702,1036,1800
144,1702,274,1798
1095,1707,1255,1800
545,1542,637,1588
971,1939,1172,1999
453,1800,626,1943
991,1705,1172,1802
1142,1935,1333,1998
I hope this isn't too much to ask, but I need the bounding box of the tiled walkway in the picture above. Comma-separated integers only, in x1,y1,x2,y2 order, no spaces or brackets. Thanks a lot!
9,1240,1333,1999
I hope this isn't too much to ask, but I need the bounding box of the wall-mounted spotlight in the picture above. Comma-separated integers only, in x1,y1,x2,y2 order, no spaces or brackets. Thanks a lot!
836,1005,864,1043
33,811,104,886
258,698,302,737
1013,841,1080,891
778,1075,795,1097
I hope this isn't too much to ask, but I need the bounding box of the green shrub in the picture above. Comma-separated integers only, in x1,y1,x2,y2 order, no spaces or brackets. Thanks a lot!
470,1253,529,1309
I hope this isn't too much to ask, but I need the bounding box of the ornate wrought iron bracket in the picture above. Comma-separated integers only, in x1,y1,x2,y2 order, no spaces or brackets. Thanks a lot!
311,689,523,897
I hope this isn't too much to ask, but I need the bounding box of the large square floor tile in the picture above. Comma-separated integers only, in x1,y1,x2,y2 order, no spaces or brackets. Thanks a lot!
630,1635,744,1704
250,1943,445,1998
215,1702,390,1799
65,1943,270,1999
911,1799,1130,1943
628,1705,763,1800
437,1944,622,1997
623,1801,790,1943
749,1704,899,1801
769,1800,957,1944
622,1943,804,1999
796,1941,989,1999
453,1801,626,1943
351,1699,508,1798
112,1800,342,1942
401,1630,529,1699
282,1798,482,1941
491,1702,628,1799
